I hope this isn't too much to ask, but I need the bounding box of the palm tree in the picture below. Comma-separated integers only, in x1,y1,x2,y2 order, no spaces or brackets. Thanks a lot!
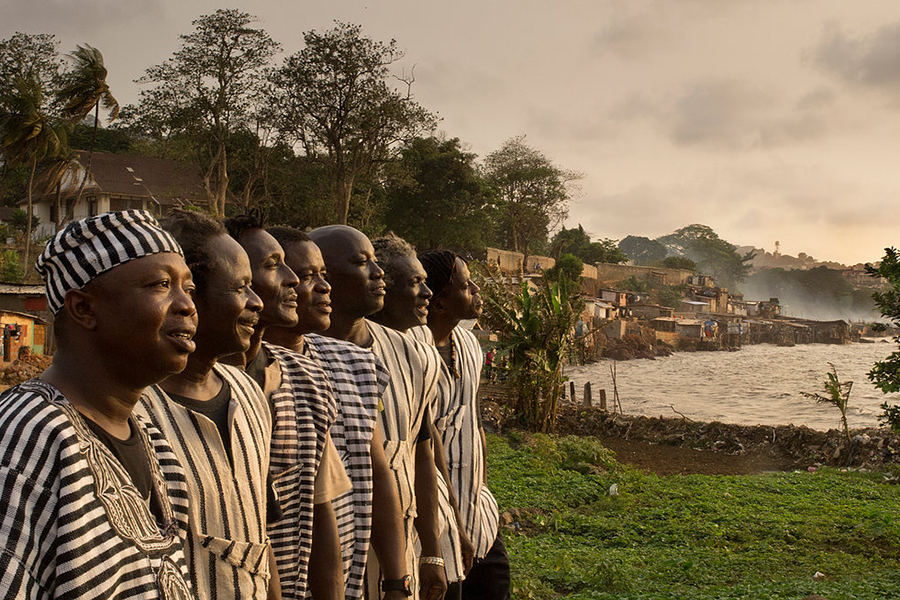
0,74,67,272
58,44,118,224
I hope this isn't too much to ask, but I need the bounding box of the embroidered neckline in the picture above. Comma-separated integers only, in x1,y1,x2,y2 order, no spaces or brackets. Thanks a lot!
27,379,180,553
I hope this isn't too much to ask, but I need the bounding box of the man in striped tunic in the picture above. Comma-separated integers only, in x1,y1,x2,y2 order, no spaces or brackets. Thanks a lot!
412,251,511,600
310,226,444,600
370,234,476,600
134,209,280,599
0,210,195,598
225,214,349,600
268,226,409,600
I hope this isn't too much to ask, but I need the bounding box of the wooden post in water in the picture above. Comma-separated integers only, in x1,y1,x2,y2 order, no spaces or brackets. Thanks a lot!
598,388,607,411
583,382,592,407
570,381,576,404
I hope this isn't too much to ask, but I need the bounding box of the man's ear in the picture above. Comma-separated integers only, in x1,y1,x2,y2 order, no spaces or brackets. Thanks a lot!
62,289,98,331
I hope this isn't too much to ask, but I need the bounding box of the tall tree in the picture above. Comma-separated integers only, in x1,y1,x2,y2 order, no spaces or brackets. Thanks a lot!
0,32,63,207
550,224,627,264
130,9,280,217
868,248,900,398
272,22,437,225
381,136,497,250
58,44,119,224
657,224,753,289
483,136,580,258
618,235,668,265
0,75,67,271
0,32,62,111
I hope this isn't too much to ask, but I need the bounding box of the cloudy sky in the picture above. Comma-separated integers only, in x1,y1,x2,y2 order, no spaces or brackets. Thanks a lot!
4,0,899,265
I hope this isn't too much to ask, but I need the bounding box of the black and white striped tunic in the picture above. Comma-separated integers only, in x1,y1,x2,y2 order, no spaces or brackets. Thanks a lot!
262,342,339,600
409,326,500,559
411,336,466,583
364,321,433,591
0,379,194,599
302,333,388,600
137,363,272,600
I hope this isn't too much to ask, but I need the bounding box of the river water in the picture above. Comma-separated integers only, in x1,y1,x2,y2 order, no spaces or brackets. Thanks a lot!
564,341,900,431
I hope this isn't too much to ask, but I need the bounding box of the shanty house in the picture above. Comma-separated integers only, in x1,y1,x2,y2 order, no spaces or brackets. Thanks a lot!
0,310,48,360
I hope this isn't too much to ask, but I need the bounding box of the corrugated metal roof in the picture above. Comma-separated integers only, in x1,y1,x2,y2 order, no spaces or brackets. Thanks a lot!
0,309,48,324
0,284,44,295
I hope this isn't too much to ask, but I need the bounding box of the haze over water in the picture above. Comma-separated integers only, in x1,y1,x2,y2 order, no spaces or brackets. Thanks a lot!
566,342,900,431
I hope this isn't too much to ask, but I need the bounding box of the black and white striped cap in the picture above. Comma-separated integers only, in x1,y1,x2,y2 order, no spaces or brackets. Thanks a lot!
35,209,184,314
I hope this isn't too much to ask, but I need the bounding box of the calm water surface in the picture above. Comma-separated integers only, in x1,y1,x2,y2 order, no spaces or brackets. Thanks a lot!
565,342,900,431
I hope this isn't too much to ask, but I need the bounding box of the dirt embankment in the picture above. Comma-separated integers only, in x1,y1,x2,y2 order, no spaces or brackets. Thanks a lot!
557,403,900,474
483,399,900,476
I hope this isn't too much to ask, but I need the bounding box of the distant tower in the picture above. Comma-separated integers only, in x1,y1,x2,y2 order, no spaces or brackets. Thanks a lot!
774,241,780,257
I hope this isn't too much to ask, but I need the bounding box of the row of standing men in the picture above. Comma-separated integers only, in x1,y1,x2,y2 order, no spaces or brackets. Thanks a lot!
0,209,510,599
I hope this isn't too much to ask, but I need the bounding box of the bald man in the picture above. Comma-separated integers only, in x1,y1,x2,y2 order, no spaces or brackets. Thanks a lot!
310,225,444,600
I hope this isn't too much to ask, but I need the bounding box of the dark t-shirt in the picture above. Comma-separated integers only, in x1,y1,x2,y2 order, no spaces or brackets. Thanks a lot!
245,345,273,392
166,381,234,469
84,417,164,522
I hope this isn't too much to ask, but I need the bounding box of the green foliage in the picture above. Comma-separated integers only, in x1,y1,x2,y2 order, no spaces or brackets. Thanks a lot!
617,275,650,294
484,136,580,257
800,363,853,445
381,136,497,250
657,284,688,308
9,209,38,234
478,268,584,432
1,72,68,272
0,250,25,282
618,275,686,307
878,402,900,436
618,235,667,265
486,433,900,600
550,225,627,265
658,255,696,271
0,32,62,116
544,253,582,283
868,248,900,428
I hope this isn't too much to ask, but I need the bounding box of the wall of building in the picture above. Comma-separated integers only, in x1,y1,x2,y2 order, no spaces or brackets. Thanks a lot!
485,247,524,273
0,312,45,359
525,255,555,273
593,262,693,286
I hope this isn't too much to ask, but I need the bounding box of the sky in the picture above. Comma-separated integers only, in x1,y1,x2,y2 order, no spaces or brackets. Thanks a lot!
3,0,900,266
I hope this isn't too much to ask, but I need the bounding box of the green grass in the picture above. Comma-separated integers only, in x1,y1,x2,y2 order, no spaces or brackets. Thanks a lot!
486,432,900,600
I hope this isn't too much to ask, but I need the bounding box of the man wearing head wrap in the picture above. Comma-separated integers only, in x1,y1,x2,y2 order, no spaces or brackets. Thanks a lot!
0,210,197,598
411,250,510,600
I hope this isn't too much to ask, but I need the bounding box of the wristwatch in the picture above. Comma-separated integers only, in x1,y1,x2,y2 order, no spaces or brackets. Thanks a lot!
381,575,413,596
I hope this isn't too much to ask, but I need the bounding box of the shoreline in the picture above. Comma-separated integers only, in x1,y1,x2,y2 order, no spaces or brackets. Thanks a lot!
482,400,900,475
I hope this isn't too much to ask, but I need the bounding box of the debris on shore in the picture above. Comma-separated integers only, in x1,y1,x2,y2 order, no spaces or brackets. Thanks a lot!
552,403,900,470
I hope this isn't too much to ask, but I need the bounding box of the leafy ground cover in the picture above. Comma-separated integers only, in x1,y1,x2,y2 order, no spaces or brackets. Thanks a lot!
487,432,900,600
